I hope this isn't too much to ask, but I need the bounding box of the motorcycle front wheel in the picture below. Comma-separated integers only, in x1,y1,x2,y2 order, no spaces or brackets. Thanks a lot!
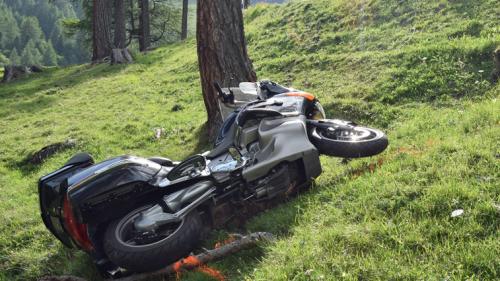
103,205,202,272
310,120,388,158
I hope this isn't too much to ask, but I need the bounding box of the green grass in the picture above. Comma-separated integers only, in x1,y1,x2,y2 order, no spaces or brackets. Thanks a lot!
0,0,499,280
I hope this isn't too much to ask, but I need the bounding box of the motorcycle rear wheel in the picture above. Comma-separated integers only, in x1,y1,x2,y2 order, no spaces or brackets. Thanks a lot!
310,121,388,158
103,205,202,272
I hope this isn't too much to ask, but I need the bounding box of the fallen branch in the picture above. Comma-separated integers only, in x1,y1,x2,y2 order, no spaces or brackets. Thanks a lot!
114,232,275,281
36,232,274,281
38,276,88,281
29,139,77,165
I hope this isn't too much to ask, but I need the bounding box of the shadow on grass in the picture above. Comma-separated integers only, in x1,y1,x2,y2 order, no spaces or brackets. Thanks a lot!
322,99,401,128
189,122,212,156
39,246,103,281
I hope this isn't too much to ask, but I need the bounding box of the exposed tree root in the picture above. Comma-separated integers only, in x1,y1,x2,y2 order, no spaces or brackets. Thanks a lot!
29,139,77,165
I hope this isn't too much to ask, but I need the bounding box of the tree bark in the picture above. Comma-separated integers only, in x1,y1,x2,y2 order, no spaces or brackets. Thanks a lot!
114,0,127,48
243,0,251,9
122,48,134,62
92,0,113,61
196,0,257,139
181,0,189,40
111,48,134,64
491,47,500,83
138,0,151,51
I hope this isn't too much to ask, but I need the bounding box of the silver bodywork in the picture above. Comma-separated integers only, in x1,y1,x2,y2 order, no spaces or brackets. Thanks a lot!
242,116,321,181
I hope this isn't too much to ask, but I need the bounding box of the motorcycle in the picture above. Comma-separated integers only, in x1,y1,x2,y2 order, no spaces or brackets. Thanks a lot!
38,80,388,278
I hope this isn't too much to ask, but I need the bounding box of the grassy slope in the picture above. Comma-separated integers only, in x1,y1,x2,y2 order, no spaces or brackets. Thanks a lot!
0,0,499,280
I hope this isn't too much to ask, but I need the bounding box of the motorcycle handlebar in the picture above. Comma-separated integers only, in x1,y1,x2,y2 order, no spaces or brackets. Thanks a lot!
213,81,234,104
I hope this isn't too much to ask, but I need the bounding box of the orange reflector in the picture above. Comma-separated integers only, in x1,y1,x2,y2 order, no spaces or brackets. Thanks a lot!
285,92,315,101
173,255,225,281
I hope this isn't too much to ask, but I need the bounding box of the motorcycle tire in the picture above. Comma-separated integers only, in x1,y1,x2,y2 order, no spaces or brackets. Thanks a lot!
310,121,388,158
103,206,202,273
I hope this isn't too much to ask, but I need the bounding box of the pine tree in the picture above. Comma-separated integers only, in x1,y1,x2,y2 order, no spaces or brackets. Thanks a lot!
197,0,257,139
181,0,188,40
19,17,44,47
92,0,113,60
42,41,58,66
0,53,9,66
0,0,88,66
114,0,127,48
21,39,42,65
9,48,20,65
138,0,151,51
0,2,21,50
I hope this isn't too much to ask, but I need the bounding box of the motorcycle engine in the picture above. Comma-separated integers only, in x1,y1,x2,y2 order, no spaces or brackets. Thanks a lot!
252,165,291,199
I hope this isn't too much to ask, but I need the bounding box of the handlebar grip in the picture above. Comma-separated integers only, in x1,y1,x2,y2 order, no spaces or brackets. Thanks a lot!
213,82,224,96
213,81,234,103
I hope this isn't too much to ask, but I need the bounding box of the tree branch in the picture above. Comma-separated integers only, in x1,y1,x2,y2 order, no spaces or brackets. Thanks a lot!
36,232,275,281
115,232,275,281
150,21,167,43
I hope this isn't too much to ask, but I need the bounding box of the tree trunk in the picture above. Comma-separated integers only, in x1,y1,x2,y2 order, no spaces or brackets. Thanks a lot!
92,0,113,61
2,65,30,83
196,0,257,139
138,0,151,51
111,48,134,64
491,47,500,83
114,0,127,48
181,0,189,40
243,0,251,9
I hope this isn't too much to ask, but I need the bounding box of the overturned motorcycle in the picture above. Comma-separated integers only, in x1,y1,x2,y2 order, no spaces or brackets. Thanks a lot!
39,81,388,278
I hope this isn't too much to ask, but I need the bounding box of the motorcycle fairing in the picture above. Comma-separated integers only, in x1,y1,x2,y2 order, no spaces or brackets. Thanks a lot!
66,156,163,225
242,116,322,182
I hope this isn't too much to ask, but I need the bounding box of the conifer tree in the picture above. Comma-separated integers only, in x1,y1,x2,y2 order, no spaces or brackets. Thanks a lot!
9,48,20,65
20,17,44,47
21,40,42,65
0,3,21,50
92,0,113,60
43,41,58,66
197,0,257,138
0,53,9,66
